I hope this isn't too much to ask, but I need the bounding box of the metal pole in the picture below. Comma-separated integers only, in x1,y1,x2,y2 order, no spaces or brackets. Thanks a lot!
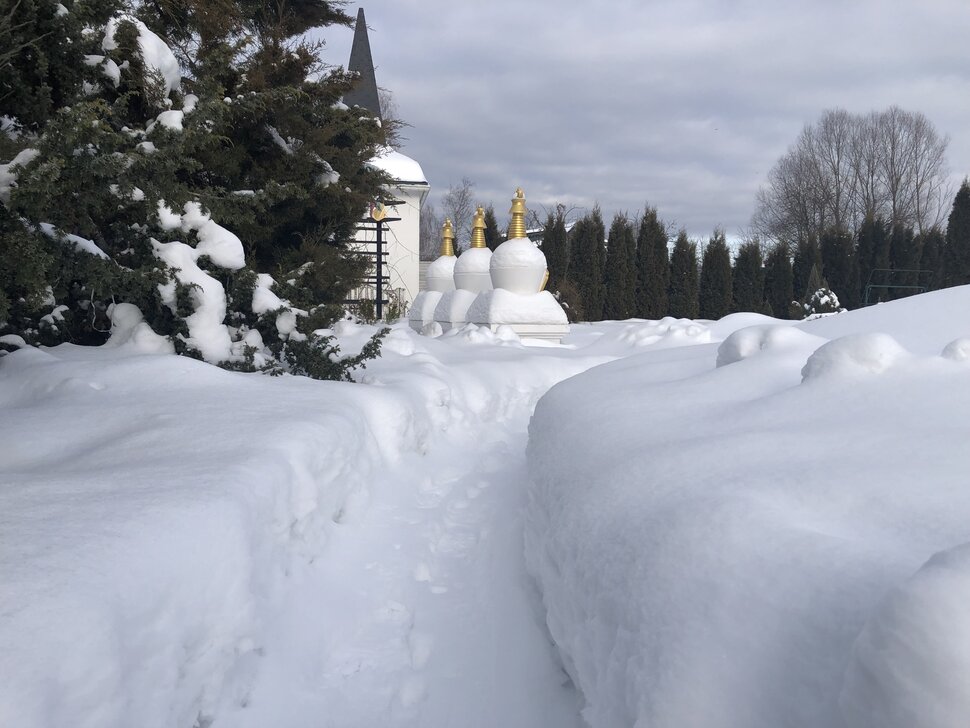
375,220,384,320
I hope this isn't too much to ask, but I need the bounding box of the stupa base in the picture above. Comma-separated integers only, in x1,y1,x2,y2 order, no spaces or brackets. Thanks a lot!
409,290,443,332
476,322,569,343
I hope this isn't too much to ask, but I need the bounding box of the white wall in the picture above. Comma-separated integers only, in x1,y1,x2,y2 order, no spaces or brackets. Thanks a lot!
350,181,429,315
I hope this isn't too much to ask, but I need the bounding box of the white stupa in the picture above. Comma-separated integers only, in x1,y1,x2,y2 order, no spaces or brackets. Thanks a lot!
409,219,456,332
468,189,569,342
433,206,492,332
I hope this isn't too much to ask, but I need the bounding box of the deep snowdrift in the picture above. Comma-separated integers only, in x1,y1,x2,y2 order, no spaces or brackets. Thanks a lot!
0,321,617,728
6,290,970,728
525,286,970,728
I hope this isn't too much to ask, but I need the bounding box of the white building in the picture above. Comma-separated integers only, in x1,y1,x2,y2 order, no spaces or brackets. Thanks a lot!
348,148,429,312
343,9,429,315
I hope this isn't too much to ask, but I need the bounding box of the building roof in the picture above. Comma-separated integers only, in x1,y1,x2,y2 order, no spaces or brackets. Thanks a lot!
368,146,428,186
343,8,382,118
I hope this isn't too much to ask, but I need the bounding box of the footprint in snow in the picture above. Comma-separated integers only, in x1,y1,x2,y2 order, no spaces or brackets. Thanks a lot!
398,675,426,707
408,631,433,669
413,562,432,582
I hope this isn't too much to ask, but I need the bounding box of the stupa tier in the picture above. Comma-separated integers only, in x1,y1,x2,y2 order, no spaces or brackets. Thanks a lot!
409,218,456,333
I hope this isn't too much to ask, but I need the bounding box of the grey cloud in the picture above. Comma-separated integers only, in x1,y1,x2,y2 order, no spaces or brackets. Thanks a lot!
323,0,970,239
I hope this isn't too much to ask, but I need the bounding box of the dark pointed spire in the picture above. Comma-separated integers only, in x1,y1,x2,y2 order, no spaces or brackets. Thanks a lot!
343,8,382,118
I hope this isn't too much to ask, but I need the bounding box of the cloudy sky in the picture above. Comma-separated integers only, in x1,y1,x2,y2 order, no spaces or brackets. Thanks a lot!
322,0,970,239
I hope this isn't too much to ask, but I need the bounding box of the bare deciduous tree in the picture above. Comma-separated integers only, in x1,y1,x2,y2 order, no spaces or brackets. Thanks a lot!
419,200,441,260
442,176,475,251
377,86,408,147
754,107,950,246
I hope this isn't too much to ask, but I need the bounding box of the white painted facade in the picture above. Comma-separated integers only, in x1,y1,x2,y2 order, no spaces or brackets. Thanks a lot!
349,147,429,314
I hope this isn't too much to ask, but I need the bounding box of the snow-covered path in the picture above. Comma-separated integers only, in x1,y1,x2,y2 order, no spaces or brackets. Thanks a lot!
0,322,618,728
212,412,583,727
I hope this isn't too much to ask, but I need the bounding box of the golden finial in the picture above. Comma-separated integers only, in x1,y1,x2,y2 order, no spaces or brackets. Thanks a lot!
507,187,527,239
470,206,487,249
440,218,455,257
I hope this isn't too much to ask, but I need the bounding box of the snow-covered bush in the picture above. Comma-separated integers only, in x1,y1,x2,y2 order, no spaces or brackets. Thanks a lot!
797,287,846,319
0,1,390,378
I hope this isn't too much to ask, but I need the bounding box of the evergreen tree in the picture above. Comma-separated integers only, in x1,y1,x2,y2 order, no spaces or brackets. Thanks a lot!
635,207,669,318
698,229,732,319
542,207,569,293
569,209,605,321
763,241,793,319
820,227,856,308
591,206,607,320
731,241,764,313
483,204,502,251
792,237,823,302
943,180,970,288
667,231,699,319
620,213,638,318
855,215,890,304
888,223,920,299
1,0,120,129
918,227,945,292
1,1,390,376
603,214,636,319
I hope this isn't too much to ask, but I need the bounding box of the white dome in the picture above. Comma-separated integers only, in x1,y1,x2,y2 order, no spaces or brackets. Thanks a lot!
366,146,427,184
426,255,457,292
490,237,547,294
454,247,493,293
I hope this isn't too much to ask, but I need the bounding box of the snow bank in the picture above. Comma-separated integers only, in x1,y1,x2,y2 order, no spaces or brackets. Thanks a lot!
105,302,175,354
800,332,909,381
841,542,970,728
0,320,628,728
0,348,383,728
715,323,818,367
525,286,970,728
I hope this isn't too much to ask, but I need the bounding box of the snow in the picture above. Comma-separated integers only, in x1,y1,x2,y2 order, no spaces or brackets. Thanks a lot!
180,202,246,270
0,320,618,728
151,238,234,362
367,146,427,184
0,115,20,139
490,236,546,269
84,54,121,87
425,254,457,292
157,199,181,230
468,289,568,325
839,541,970,728
105,303,175,354
800,332,909,381
0,147,40,204
453,247,493,293
5,286,970,727
38,222,110,259
525,286,970,728
251,273,286,315
432,289,479,329
408,290,443,330
0,333,28,349
103,16,180,97
152,109,184,131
